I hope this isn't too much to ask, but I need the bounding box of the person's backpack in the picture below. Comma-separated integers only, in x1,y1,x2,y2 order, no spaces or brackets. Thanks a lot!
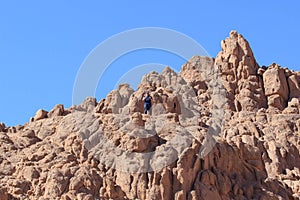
144,96,151,106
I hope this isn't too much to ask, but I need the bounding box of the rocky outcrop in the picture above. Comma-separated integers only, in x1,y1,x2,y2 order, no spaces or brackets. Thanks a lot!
33,109,48,121
0,122,6,132
0,31,299,199
96,84,134,114
48,104,65,118
263,63,289,110
215,30,267,111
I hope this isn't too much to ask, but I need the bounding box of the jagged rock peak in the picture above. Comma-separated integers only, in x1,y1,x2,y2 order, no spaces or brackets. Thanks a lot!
221,30,255,60
161,66,176,75
216,30,267,111
214,30,300,113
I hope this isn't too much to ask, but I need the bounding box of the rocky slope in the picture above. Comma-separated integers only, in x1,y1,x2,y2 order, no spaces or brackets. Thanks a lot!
0,31,299,200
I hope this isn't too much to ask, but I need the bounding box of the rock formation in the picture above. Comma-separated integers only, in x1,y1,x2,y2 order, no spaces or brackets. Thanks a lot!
215,30,267,112
0,31,299,199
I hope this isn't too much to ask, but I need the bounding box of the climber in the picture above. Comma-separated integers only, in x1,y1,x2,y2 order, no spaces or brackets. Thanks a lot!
143,91,152,114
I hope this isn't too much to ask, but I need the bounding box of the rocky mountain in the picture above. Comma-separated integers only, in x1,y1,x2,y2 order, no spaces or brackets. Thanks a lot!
0,30,299,200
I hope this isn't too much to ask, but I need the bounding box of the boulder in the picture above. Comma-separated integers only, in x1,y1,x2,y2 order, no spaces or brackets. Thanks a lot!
287,74,300,98
48,104,65,118
0,123,6,132
263,64,289,110
34,109,48,121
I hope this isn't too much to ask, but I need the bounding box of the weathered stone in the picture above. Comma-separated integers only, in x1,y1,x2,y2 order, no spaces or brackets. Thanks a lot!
0,123,6,132
96,84,134,114
263,64,289,110
48,104,65,118
215,30,267,111
0,187,8,200
288,74,300,98
34,109,48,121
0,30,298,200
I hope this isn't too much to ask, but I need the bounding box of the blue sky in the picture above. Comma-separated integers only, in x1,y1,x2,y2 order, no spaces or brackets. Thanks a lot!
0,1,299,126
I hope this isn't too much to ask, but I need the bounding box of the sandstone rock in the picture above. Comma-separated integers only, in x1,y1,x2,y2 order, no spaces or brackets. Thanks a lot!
215,30,267,111
119,83,135,102
263,63,289,110
130,112,145,127
96,84,134,114
44,169,70,198
180,56,215,93
0,122,6,132
48,104,65,118
34,109,48,121
119,129,158,153
22,166,40,182
0,30,299,200
0,187,8,200
288,73,300,98
283,98,300,114
77,97,97,112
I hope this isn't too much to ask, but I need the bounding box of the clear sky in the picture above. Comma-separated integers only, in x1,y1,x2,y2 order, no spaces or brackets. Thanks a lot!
0,1,299,126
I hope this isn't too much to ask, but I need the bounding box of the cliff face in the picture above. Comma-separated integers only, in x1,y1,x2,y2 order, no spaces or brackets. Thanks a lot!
0,31,300,200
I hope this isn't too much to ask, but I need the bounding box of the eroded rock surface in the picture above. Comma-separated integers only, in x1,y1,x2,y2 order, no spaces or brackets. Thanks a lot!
0,31,299,200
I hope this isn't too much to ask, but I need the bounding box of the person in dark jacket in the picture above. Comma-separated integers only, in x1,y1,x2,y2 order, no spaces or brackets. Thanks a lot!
143,91,152,114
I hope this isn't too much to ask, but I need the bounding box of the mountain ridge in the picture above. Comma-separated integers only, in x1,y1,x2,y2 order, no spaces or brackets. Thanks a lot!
0,30,299,200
